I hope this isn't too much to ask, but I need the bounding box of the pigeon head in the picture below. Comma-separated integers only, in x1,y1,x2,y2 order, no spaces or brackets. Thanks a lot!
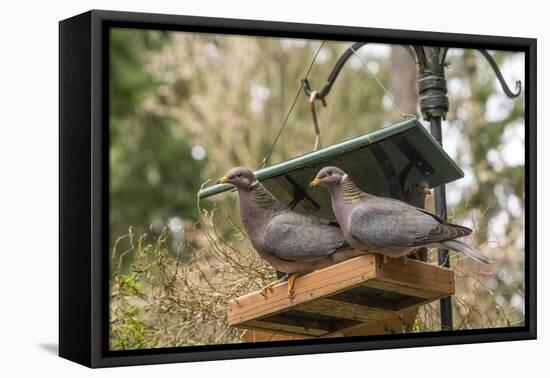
217,167,258,190
413,180,431,196
311,166,347,188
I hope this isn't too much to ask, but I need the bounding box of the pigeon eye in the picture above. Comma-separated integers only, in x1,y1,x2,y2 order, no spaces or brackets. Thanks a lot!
237,173,243,178
327,170,333,176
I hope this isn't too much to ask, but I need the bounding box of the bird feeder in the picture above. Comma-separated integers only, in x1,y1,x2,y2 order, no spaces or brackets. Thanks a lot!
230,254,454,339
199,118,462,340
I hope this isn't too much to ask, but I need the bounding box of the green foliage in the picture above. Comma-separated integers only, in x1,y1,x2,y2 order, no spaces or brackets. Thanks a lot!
119,273,144,297
111,305,152,350
109,211,275,350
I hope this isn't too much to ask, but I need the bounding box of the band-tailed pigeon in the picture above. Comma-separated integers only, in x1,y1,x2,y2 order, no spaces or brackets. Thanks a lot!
311,166,491,264
405,180,431,209
217,167,362,297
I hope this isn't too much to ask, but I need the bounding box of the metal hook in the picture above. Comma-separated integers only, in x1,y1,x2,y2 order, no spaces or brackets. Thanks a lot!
309,91,326,151
477,49,522,98
301,42,368,99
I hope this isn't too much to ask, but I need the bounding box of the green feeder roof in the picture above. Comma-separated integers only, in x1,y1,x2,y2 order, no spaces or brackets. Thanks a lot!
198,118,463,221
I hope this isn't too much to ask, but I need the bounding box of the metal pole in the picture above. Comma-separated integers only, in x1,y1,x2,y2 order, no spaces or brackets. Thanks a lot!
429,117,453,331
415,46,453,331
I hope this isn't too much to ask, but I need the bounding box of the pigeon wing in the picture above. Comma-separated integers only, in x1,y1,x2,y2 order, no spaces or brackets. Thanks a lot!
349,199,419,250
413,216,472,245
263,212,349,262
350,197,472,250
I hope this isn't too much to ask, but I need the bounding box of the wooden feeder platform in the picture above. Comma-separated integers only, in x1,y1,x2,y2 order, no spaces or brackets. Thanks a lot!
228,254,454,340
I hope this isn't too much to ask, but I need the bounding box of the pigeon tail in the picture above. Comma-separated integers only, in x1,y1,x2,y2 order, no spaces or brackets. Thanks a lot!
440,239,492,264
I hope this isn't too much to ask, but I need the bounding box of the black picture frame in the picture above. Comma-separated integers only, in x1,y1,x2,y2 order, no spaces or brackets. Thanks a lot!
59,9,537,368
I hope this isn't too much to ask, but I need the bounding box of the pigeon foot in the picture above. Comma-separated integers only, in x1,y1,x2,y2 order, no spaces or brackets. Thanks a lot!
287,273,301,299
260,276,287,298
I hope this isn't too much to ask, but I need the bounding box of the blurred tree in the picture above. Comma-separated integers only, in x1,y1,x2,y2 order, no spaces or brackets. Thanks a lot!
145,37,388,182
449,50,524,244
390,45,418,117
444,49,525,328
109,29,205,258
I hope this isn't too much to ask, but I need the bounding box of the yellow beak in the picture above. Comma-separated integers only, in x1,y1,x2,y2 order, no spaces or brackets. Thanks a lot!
310,178,321,187
217,176,230,184
424,188,431,195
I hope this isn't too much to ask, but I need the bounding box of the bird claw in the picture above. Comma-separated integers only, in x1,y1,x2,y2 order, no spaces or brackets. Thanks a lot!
287,273,300,300
259,276,286,298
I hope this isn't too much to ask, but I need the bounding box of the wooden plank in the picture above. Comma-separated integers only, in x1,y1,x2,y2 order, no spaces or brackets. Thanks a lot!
372,255,455,297
241,329,311,342
262,311,360,333
326,292,450,337
228,254,378,326
380,255,454,287
377,267,454,295
334,307,419,337
296,296,433,335
296,298,393,323
261,312,333,332
395,296,435,311
328,289,403,310
364,279,439,299
238,320,328,337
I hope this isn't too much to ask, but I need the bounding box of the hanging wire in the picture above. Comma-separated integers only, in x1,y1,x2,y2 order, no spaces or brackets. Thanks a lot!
257,40,326,169
346,42,417,120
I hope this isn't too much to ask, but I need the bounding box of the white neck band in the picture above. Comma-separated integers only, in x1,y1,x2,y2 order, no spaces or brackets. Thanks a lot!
340,174,349,184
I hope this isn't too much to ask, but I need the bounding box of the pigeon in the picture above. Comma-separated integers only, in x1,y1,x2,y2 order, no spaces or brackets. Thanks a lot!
310,166,491,264
405,180,431,209
217,167,362,297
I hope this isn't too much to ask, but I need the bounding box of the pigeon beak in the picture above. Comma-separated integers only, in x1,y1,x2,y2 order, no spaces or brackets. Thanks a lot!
310,178,321,187
217,176,230,184
424,188,431,195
